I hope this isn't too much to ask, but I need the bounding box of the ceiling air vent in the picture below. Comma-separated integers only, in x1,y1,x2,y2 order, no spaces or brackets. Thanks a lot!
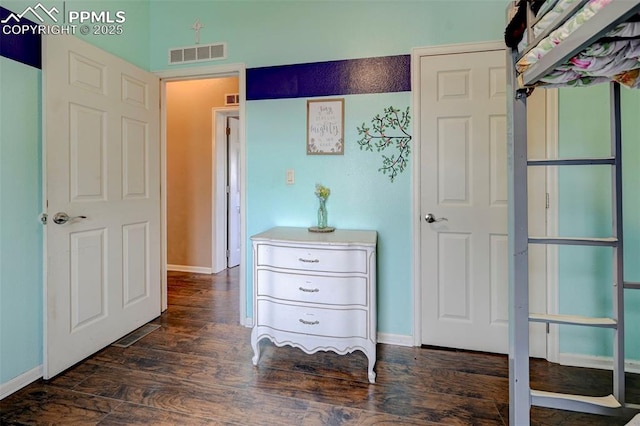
225,93,239,106
168,42,226,65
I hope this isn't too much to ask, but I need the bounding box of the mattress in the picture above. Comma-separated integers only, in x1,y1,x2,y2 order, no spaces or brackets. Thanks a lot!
509,0,640,88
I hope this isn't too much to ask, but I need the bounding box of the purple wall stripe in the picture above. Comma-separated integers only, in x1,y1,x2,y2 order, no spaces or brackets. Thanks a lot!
246,55,410,100
0,7,42,69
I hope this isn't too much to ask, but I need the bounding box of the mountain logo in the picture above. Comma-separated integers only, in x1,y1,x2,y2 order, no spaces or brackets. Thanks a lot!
1,3,59,24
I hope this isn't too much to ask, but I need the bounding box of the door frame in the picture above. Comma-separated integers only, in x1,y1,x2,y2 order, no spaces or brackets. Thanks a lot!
212,107,239,273
410,42,559,360
156,64,247,325
544,88,559,363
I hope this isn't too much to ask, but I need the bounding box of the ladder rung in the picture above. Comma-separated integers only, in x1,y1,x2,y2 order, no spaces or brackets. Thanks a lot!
625,281,640,290
531,390,621,415
529,237,618,247
529,313,617,328
527,157,615,166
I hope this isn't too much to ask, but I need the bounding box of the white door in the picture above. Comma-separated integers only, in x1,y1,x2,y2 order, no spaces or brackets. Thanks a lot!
227,116,241,267
44,34,161,378
419,48,547,356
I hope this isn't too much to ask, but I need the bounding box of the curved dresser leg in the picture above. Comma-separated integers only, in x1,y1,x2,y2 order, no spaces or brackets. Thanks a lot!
250,328,260,366
368,368,376,384
366,352,376,383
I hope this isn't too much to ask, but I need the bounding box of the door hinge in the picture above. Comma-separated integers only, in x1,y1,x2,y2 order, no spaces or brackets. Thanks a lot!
40,213,48,225
226,249,230,258
226,127,231,136
545,192,550,209
546,323,550,334
226,185,230,194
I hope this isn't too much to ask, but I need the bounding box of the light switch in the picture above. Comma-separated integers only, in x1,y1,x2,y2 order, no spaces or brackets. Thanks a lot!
286,169,295,184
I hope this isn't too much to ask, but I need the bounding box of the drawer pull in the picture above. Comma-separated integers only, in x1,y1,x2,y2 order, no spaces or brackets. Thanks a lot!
299,286,319,293
299,319,320,326
298,257,319,263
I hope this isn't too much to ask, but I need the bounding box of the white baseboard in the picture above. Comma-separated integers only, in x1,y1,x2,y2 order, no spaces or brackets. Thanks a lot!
0,365,42,400
559,353,640,374
167,264,213,274
377,333,413,347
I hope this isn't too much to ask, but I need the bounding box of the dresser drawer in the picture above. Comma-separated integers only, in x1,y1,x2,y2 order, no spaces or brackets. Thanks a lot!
256,270,367,306
257,300,367,339
256,244,368,273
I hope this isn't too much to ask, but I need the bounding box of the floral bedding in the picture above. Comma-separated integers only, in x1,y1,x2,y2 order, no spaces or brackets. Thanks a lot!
514,0,640,88
534,0,581,38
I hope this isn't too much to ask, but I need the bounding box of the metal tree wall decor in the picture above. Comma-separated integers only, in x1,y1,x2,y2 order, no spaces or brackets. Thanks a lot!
356,106,411,182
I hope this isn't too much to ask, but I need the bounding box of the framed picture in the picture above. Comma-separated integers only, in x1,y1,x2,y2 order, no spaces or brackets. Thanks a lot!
307,98,344,155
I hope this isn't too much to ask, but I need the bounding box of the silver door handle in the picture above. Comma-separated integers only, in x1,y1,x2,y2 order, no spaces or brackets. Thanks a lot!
52,212,87,225
425,213,448,223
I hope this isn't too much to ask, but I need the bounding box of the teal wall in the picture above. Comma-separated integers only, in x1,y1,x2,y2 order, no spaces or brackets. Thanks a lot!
149,0,507,71
558,86,640,359
0,56,43,384
72,0,151,70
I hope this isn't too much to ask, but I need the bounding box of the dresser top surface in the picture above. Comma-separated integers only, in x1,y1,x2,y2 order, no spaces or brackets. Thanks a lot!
251,227,377,246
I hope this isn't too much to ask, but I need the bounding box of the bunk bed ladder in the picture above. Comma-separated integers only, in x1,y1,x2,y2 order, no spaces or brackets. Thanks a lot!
527,82,626,417
507,54,631,423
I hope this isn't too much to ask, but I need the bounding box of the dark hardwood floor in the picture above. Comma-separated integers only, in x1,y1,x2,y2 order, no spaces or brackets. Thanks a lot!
2,269,639,425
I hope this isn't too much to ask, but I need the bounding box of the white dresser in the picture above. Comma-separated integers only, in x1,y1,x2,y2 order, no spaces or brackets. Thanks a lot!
250,226,377,383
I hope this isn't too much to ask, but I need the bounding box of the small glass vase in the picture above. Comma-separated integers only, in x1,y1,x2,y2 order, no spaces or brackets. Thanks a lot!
317,198,328,229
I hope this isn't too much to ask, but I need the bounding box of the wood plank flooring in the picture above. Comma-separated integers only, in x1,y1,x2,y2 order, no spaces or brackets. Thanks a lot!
2,269,639,425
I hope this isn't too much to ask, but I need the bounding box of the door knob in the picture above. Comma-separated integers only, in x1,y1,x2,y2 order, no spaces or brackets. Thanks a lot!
52,212,87,225
425,213,448,223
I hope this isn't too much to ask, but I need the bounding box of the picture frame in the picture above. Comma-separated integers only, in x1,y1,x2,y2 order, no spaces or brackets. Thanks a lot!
307,98,344,155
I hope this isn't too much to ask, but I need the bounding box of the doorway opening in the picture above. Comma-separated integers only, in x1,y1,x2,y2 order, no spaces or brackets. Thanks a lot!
159,64,247,326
